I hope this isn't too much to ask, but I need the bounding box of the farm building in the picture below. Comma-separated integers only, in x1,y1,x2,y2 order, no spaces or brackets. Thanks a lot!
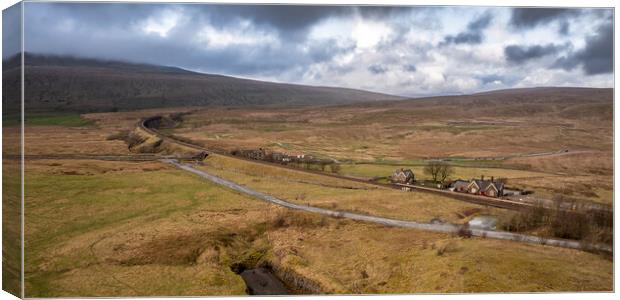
233,148,266,160
448,180,470,192
391,168,415,184
450,176,505,198
466,176,504,197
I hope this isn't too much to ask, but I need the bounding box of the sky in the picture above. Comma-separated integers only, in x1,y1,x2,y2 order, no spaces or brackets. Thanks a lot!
5,3,615,96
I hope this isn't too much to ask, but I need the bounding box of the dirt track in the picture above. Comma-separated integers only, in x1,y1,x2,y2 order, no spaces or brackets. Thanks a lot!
163,159,612,253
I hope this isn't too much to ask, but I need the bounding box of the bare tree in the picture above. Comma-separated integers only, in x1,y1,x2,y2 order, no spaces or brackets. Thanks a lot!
424,161,454,183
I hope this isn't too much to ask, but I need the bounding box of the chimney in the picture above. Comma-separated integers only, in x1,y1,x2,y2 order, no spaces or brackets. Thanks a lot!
491,176,494,182
481,175,484,181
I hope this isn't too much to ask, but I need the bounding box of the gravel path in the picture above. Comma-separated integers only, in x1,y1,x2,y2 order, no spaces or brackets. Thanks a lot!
163,159,612,253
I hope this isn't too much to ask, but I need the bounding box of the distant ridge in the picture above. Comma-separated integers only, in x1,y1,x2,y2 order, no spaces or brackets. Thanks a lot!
2,53,404,112
473,86,609,96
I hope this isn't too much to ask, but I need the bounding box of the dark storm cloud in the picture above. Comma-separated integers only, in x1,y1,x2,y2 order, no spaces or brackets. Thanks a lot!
509,8,580,29
22,2,358,77
356,6,421,19
368,64,388,74
441,13,492,45
15,3,613,95
200,5,350,40
552,21,613,75
504,43,567,64
2,3,21,59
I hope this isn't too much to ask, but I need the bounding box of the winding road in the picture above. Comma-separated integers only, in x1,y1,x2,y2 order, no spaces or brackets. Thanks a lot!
163,159,612,253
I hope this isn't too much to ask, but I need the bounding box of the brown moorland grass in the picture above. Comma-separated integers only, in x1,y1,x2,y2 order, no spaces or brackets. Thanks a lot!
198,154,507,224
167,92,612,204
22,159,612,296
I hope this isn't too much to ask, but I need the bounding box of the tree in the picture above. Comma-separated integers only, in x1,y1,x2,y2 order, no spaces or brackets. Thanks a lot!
423,161,454,183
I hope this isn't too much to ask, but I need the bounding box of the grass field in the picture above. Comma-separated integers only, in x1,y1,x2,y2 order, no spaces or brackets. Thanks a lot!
168,95,612,204
15,88,614,295
2,161,22,297
198,154,505,224
22,158,613,296
4,112,94,127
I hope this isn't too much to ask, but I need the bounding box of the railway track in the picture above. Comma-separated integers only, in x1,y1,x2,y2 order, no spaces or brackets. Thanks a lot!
139,116,612,215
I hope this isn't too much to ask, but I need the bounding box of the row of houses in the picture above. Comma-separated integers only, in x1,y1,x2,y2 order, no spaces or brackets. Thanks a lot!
391,168,520,198
230,148,334,165
448,176,505,197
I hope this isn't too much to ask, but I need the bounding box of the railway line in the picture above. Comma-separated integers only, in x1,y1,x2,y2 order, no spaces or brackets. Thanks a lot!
138,115,613,253
139,115,611,214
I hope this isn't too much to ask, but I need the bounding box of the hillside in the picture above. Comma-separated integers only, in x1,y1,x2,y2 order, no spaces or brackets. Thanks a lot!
2,53,403,112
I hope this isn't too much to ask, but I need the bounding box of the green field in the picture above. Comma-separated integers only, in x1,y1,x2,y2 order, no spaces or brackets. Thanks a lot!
3,112,93,127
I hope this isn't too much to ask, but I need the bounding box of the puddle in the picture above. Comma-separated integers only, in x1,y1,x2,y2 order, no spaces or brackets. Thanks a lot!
238,267,291,295
469,215,497,230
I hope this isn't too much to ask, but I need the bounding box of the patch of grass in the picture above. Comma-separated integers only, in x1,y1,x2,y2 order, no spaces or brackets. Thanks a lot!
4,112,94,127
199,154,503,224
23,161,269,297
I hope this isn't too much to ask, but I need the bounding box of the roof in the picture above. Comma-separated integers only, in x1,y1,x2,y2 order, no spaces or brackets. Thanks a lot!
451,180,470,189
393,169,414,176
472,179,504,191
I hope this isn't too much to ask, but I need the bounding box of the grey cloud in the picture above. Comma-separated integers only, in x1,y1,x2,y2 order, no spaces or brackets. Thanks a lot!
467,13,492,31
504,43,567,64
2,3,21,59
477,74,504,84
306,39,356,62
579,21,613,74
552,21,613,75
13,3,613,96
202,5,350,40
368,64,388,74
404,64,417,72
559,21,570,35
509,8,580,29
475,74,519,86
441,13,492,45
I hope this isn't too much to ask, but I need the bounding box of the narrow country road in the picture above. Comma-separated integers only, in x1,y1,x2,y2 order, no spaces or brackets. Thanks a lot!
163,159,612,253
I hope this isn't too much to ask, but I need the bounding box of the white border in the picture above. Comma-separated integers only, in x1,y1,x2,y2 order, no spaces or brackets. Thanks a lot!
0,1,617,300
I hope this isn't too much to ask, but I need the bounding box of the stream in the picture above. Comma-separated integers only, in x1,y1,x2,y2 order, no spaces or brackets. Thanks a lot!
238,267,291,295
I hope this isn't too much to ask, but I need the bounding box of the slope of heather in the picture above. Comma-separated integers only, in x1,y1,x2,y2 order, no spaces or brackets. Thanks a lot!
2,53,403,112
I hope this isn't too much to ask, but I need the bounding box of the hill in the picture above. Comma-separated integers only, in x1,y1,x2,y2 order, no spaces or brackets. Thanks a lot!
2,53,403,112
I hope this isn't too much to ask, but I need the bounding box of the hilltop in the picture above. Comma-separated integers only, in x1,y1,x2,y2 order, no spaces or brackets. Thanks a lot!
2,53,404,112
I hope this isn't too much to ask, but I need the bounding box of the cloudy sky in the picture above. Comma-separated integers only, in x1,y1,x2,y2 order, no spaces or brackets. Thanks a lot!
8,3,615,96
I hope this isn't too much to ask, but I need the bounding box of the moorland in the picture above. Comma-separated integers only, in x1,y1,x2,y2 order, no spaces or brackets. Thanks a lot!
2,55,614,296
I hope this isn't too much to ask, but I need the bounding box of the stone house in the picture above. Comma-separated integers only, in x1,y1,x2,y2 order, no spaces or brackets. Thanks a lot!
391,168,415,185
